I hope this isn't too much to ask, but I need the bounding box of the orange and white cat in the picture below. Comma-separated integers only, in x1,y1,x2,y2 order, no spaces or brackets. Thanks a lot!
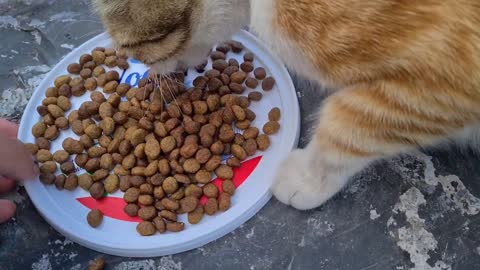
94,0,480,210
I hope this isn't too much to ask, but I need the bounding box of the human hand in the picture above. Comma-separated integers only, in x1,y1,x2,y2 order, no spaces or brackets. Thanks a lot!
0,119,39,223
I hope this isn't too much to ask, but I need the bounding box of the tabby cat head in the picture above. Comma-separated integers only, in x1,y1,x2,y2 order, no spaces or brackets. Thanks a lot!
93,0,249,73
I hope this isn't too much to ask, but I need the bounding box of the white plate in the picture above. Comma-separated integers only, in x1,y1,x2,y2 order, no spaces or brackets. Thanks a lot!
18,30,300,257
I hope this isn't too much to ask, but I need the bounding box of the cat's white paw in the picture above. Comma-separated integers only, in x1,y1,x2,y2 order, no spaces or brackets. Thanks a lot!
271,149,347,210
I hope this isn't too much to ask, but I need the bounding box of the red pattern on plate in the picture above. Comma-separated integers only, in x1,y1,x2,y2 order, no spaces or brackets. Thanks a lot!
77,156,263,222
77,197,142,222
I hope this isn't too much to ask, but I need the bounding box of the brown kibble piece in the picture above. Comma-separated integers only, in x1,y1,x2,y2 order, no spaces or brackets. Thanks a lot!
227,157,241,167
204,198,218,215
117,58,129,70
57,96,71,111
244,52,254,62
87,209,103,228
88,257,105,270
161,198,179,211
243,139,258,156
54,75,71,88
145,139,161,160
32,121,47,138
80,69,92,79
268,107,281,121
162,177,179,194
103,81,118,94
84,158,100,173
55,117,69,130
78,174,93,190
138,194,154,206
53,150,69,163
92,50,106,64
188,205,204,224
84,124,102,139
75,154,89,168
63,138,84,154
58,84,72,98
138,206,157,221
185,184,203,198
116,83,131,96
263,121,280,135
40,161,57,174
159,210,177,222
180,196,198,213
230,71,247,84
36,149,53,162
166,222,185,232
232,105,246,121
85,78,97,91
79,54,93,66
205,155,222,171
222,180,236,195
89,182,105,199
92,66,105,77
183,158,201,173
44,125,59,140
245,77,259,89
215,165,233,180
35,137,50,150
262,77,276,91
231,144,247,161
64,174,78,191
124,187,140,203
139,183,154,195
229,40,244,53
160,136,176,153
106,70,120,81
254,67,267,80
193,170,211,184
236,120,251,130
137,221,156,236
153,217,166,233
92,169,109,182
67,63,82,74
40,173,55,185
243,127,259,140
203,183,218,198
47,104,64,119
240,61,254,73
256,134,271,151
105,55,117,67
124,204,139,217
54,175,66,190
218,193,231,211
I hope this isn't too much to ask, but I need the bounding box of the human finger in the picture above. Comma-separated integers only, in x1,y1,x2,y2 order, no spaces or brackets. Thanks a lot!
0,199,16,223
0,134,39,181
0,176,16,193
0,119,18,139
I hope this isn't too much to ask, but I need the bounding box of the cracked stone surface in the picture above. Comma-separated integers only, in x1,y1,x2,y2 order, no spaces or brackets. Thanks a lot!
1,1,480,269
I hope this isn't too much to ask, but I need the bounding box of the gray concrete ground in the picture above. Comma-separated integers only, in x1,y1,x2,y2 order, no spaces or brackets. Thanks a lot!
1,1,480,269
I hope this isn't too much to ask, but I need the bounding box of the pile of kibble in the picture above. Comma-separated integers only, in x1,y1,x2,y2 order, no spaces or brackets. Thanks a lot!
24,40,281,236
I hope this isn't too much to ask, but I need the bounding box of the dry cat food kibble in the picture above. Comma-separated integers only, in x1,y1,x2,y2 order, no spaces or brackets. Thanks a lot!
26,41,281,236
88,257,105,270
87,209,104,228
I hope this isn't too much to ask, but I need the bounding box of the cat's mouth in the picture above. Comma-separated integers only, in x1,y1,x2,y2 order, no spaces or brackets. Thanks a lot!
148,58,179,76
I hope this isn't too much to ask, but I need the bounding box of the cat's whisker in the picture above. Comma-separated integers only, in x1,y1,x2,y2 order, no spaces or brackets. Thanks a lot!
162,74,186,119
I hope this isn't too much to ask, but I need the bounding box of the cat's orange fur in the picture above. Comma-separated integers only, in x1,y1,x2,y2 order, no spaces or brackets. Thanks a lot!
94,0,480,210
